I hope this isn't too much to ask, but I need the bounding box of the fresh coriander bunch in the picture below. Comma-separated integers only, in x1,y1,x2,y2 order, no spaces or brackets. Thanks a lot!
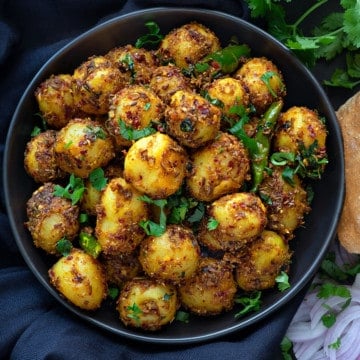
245,0,360,89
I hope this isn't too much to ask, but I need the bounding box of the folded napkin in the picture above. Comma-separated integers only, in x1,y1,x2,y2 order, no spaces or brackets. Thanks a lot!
0,1,313,359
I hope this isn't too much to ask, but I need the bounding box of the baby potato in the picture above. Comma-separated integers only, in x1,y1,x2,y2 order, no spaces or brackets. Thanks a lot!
35,74,77,129
117,277,179,331
24,130,66,183
72,55,126,115
95,177,149,254
54,118,115,178
49,248,107,310
101,252,142,287
199,192,267,251
105,44,159,85
149,64,193,104
186,132,250,202
157,22,221,69
123,132,188,199
139,225,201,284
106,85,165,148
235,230,291,291
235,57,286,114
205,77,250,119
165,90,221,148
273,106,327,164
258,167,310,238
178,257,237,316
26,183,79,255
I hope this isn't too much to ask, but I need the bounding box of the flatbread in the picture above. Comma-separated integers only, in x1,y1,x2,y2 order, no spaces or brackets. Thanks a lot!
336,91,360,254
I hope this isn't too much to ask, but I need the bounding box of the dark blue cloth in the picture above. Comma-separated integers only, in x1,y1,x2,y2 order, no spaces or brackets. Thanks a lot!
0,1,340,359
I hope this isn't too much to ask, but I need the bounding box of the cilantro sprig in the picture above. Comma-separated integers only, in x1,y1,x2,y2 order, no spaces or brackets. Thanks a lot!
234,291,262,319
53,174,85,205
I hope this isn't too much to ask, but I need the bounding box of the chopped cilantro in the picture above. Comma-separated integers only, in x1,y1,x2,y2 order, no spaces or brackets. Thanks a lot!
53,174,85,205
55,237,73,257
89,167,107,191
118,119,156,141
135,21,164,48
234,291,262,318
276,271,291,292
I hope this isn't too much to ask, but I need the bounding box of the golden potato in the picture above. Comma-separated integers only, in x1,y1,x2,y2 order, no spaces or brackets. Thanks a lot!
105,44,159,85
95,177,149,254
149,64,193,104
139,225,200,283
106,85,165,148
199,192,267,251
258,167,310,238
24,130,66,183
49,248,107,310
205,77,250,119
54,118,115,178
178,257,237,316
101,252,142,287
117,277,179,331
35,74,78,129
186,132,250,202
235,230,291,291
235,57,286,114
72,55,126,115
273,106,327,164
123,132,188,199
157,22,221,69
165,90,221,148
26,183,79,255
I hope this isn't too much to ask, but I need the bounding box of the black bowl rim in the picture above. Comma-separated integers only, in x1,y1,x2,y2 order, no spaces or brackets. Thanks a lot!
3,7,345,344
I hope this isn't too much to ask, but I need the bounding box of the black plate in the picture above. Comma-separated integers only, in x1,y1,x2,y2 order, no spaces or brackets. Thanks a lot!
3,8,344,344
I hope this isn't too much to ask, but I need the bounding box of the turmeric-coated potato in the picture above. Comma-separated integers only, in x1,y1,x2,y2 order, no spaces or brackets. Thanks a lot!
49,248,107,310
149,64,193,104
199,192,267,251
24,130,66,183
54,118,115,178
72,55,126,115
178,257,237,316
235,230,291,291
117,277,179,331
205,77,250,119
273,106,327,167
139,225,201,283
95,177,149,254
107,85,165,148
124,132,188,199
258,167,310,238
35,74,78,129
165,90,221,148
26,183,79,255
186,132,250,202
157,22,221,69
105,44,159,85
235,57,286,114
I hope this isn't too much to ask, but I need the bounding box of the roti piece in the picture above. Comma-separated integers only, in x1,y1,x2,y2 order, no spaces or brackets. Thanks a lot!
336,91,360,253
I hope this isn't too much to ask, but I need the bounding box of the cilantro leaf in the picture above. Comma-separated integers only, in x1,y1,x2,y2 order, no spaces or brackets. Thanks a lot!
234,291,262,318
118,119,156,141
53,174,85,205
138,195,167,236
276,271,291,292
56,237,73,257
89,167,107,191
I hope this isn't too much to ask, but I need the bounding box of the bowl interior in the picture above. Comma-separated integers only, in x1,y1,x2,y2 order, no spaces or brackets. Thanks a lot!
3,8,344,344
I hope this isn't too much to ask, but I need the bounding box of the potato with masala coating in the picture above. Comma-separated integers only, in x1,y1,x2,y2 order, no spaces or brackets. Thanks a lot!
234,230,291,291
165,90,221,148
49,248,107,310
105,44,159,85
117,277,179,331
235,57,286,114
106,85,165,148
258,167,310,238
35,74,78,129
24,130,66,183
72,55,126,115
157,22,221,69
139,224,201,284
186,132,250,202
95,177,149,254
198,192,267,251
123,132,188,199
178,257,237,316
26,182,79,255
54,118,115,178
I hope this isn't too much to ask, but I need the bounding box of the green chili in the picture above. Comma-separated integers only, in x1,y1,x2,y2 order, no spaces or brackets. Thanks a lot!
250,100,283,192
